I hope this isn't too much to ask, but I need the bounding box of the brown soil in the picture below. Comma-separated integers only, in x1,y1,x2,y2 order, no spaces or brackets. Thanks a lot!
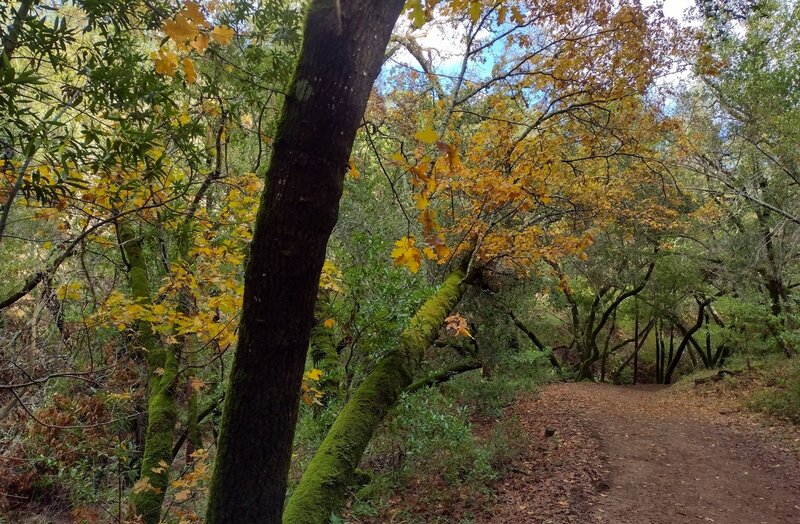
487,382,800,524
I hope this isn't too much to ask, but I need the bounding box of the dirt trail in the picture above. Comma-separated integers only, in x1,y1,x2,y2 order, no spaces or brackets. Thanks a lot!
487,383,800,524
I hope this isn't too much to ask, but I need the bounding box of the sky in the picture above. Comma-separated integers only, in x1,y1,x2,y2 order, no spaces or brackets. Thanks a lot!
391,0,697,77
654,0,694,21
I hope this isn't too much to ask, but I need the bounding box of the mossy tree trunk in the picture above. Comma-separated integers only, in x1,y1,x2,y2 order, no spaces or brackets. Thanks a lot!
205,1,406,522
282,270,467,524
118,221,179,524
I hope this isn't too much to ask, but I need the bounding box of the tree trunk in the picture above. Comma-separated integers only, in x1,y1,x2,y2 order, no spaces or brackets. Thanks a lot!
118,222,179,524
205,2,405,522
633,302,640,384
576,348,599,380
664,299,712,384
613,317,654,384
283,271,466,524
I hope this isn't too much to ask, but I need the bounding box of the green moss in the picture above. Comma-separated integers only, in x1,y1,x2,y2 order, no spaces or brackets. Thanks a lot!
283,271,465,524
130,348,180,523
118,221,180,524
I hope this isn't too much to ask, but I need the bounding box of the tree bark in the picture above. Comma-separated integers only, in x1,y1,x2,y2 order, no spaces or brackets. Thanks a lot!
118,222,179,524
205,2,405,522
613,318,654,384
283,271,466,524
664,298,713,384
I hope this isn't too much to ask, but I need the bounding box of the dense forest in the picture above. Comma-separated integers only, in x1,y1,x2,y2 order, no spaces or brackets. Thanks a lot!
2,0,800,522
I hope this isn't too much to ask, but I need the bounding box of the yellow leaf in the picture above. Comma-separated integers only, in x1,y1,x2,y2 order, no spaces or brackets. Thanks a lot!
132,477,162,495
305,368,324,381
391,235,422,273
191,32,210,54
183,1,209,27
174,489,192,502
423,246,437,260
56,282,82,300
154,367,165,376
182,57,197,84
153,49,179,77
405,0,425,28
37,165,54,184
414,126,438,144
347,157,359,179
164,13,200,43
189,377,205,392
468,1,481,24
414,193,429,211
211,25,235,45
323,318,336,329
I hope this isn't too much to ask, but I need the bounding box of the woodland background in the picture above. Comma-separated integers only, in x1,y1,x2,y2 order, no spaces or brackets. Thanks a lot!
1,0,800,522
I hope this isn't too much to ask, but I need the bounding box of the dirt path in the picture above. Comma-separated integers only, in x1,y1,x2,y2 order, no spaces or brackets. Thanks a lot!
487,383,800,524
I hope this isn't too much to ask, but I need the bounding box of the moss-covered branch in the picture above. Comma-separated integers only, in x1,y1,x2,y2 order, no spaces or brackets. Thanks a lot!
282,270,466,524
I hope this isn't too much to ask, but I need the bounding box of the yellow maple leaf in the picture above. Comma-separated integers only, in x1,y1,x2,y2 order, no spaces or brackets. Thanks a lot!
191,32,210,54
305,368,324,381
182,57,197,84
183,1,209,27
391,236,422,273
211,25,235,45
132,477,162,494
414,126,438,144
323,318,336,328
174,489,192,502
56,282,82,300
414,192,429,211
164,13,200,43
153,49,179,77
